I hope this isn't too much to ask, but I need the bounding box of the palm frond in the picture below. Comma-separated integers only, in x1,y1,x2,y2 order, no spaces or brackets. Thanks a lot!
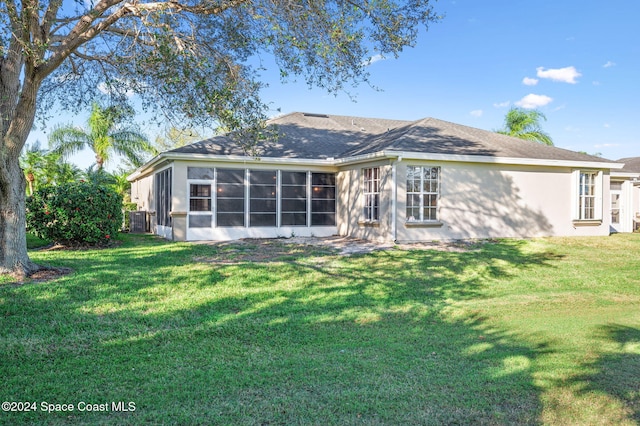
49,125,92,158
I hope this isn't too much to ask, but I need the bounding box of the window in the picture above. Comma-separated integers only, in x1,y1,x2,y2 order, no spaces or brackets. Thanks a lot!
189,184,211,212
363,167,380,221
250,170,277,227
217,169,245,227
406,166,440,222
154,168,172,227
188,184,212,228
572,170,603,223
578,171,597,220
311,173,336,226
281,171,308,226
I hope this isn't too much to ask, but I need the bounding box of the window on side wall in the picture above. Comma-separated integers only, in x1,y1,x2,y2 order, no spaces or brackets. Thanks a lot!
406,166,440,222
363,167,380,221
574,170,602,222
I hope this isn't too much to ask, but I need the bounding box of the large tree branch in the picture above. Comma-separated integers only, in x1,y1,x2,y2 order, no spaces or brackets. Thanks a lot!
42,0,64,40
40,0,250,78
126,0,249,16
41,0,125,75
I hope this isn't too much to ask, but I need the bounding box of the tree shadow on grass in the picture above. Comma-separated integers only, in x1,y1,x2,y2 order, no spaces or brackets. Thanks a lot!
574,324,640,424
0,237,563,424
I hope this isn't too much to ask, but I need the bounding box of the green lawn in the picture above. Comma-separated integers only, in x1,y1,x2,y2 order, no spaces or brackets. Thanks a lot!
1,234,638,425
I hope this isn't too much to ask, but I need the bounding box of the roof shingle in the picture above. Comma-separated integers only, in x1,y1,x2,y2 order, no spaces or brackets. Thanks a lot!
169,112,617,164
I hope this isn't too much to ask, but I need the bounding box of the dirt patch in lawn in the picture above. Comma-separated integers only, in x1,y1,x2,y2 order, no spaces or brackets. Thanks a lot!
5,266,73,287
194,236,484,264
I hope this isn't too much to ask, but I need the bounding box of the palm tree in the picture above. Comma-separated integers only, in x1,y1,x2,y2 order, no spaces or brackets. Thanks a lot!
496,108,553,146
49,103,155,170
20,142,46,195
111,169,133,203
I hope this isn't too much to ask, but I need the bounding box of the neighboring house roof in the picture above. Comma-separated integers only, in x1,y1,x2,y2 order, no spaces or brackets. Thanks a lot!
617,157,640,173
170,112,614,164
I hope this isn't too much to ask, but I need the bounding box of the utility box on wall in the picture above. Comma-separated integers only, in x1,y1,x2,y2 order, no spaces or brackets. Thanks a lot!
129,211,148,233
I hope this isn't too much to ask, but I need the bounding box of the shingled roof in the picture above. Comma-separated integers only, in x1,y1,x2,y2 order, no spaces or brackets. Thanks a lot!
169,112,616,164
617,157,640,173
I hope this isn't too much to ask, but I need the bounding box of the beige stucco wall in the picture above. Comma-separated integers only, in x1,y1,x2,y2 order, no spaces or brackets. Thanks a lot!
131,173,154,212
394,161,610,242
130,172,156,232
337,160,393,242
336,160,611,242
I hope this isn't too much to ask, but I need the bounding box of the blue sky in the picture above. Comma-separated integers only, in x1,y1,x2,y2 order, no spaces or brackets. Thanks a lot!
30,0,640,168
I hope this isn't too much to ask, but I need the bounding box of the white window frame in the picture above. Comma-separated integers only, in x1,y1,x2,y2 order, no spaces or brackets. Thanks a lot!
406,165,441,222
572,170,603,222
187,180,214,229
363,167,380,222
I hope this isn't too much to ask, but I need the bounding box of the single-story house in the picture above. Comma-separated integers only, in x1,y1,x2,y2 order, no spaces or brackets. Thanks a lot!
611,157,640,233
128,112,632,242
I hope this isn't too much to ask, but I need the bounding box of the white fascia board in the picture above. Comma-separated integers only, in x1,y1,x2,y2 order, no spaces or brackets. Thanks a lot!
376,151,625,170
333,151,392,166
127,153,338,181
168,153,338,169
128,150,624,182
611,171,640,179
126,154,163,182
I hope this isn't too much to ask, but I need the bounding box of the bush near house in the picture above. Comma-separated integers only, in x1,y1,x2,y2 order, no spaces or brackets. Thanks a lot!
26,181,123,245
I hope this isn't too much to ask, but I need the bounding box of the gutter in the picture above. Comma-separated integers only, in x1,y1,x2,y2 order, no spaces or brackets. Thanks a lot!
128,149,625,182
127,152,339,181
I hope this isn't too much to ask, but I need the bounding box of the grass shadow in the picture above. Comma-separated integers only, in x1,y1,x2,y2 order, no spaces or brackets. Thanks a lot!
576,324,640,423
1,235,567,424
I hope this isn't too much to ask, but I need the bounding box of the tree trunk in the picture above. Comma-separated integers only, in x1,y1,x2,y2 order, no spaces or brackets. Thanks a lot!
0,153,39,278
0,61,42,278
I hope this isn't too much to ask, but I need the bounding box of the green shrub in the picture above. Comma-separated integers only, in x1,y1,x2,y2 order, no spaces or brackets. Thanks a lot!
26,181,123,245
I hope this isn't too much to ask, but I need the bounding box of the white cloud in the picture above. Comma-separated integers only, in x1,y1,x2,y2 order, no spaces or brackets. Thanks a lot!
522,77,539,86
493,101,510,108
536,66,582,84
604,123,611,128
603,61,616,68
363,54,385,66
98,79,135,98
515,94,553,109
470,109,483,117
